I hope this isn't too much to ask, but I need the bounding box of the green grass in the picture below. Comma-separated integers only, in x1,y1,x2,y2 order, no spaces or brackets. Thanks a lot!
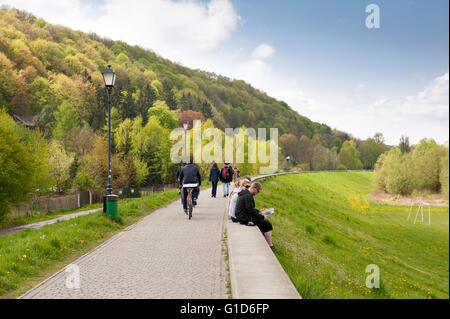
0,189,180,298
256,171,449,299
0,203,103,229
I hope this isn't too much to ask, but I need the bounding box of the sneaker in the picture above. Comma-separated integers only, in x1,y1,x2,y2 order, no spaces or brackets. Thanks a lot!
193,200,197,206
247,221,255,226
184,209,188,215
270,246,276,253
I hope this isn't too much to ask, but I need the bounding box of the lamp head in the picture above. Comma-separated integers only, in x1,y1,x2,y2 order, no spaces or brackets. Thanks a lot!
102,64,116,88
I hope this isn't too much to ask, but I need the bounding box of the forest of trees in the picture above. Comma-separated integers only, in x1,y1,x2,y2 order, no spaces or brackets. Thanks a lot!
1,7,446,220
374,138,449,197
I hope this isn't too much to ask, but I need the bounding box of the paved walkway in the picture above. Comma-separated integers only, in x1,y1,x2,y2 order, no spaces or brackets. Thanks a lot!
20,188,228,299
0,208,102,237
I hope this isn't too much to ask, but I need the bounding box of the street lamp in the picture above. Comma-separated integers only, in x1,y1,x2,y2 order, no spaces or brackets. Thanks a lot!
102,65,118,217
183,120,188,163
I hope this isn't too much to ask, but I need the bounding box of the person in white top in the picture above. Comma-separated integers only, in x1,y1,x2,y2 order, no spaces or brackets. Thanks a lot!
229,178,251,222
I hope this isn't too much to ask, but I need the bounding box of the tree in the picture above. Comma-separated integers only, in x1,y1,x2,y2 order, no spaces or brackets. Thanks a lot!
53,101,80,140
103,106,121,133
179,110,205,129
29,76,51,115
297,135,314,167
338,140,363,169
0,52,18,111
20,127,53,194
137,84,158,122
79,135,113,190
132,116,171,185
385,151,416,196
280,133,300,160
374,148,417,195
0,110,33,220
414,145,448,192
330,137,342,153
374,132,385,145
161,80,177,110
201,100,213,118
399,135,410,154
48,141,73,194
114,118,133,155
36,105,56,139
412,138,437,158
358,137,386,169
147,104,178,130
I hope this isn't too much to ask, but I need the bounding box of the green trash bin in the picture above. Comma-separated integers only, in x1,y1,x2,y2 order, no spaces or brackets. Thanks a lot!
106,194,118,217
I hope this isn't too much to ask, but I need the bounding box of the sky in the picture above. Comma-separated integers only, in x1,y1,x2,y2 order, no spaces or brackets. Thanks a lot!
1,0,448,145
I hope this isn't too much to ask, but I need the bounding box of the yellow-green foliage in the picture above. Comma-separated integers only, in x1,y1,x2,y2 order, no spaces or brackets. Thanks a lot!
374,141,449,196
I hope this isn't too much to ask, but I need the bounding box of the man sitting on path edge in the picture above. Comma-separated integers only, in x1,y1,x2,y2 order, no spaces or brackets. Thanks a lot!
235,182,275,252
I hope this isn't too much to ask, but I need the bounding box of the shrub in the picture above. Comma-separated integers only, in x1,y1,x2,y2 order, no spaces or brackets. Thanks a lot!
73,172,93,191
374,148,417,195
414,145,448,192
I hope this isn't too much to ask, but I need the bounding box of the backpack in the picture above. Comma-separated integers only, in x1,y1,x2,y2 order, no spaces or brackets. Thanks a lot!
221,167,229,180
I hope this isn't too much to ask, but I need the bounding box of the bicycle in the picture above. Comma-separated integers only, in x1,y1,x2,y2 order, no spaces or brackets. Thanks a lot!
183,183,198,220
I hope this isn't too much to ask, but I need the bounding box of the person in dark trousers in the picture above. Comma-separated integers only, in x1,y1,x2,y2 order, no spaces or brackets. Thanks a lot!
219,163,234,197
235,182,275,251
209,163,220,198
176,162,185,194
179,161,202,214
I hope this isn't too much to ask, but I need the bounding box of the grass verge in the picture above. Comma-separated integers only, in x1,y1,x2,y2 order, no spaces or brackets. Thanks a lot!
256,171,449,299
0,189,180,298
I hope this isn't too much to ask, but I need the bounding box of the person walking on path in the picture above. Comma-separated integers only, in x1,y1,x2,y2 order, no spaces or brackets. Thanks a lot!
235,182,275,251
233,166,240,186
220,163,234,198
209,163,221,198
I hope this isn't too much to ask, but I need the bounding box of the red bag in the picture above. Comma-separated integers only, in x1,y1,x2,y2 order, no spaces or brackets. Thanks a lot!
221,167,229,179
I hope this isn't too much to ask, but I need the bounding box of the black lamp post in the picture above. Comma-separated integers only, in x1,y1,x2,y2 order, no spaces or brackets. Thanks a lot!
183,120,188,163
102,65,116,196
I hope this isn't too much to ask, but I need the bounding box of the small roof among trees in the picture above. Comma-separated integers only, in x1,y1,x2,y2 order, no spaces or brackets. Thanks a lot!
12,114,37,127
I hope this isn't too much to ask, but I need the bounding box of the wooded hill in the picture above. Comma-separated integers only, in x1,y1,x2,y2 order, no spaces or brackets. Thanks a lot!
0,7,340,143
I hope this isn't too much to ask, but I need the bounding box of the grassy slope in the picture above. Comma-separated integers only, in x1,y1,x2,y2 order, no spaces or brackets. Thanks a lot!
256,172,449,299
0,189,179,298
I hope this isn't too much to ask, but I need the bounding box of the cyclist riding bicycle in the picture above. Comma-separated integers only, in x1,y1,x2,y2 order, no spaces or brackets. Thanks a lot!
179,161,202,214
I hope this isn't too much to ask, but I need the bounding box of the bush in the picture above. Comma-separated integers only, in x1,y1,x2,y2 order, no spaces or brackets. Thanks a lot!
414,145,448,192
385,152,416,195
374,148,417,195
73,172,93,191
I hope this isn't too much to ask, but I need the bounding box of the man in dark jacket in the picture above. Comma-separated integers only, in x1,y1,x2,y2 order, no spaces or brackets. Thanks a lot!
219,163,234,197
209,163,220,198
179,161,202,214
235,182,275,251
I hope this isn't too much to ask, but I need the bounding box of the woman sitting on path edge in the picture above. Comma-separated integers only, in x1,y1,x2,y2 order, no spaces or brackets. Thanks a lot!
228,178,251,222
235,182,275,252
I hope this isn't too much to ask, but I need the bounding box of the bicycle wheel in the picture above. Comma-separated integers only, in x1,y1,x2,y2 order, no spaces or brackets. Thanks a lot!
188,190,193,220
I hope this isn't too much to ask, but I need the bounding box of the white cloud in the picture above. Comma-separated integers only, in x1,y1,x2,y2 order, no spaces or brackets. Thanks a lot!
252,44,275,59
273,73,449,145
0,0,241,58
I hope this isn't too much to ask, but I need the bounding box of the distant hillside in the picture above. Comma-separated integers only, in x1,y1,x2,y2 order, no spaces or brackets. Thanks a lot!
0,7,342,142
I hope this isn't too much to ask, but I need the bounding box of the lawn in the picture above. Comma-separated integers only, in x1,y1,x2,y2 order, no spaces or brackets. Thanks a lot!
256,171,449,299
0,189,180,298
